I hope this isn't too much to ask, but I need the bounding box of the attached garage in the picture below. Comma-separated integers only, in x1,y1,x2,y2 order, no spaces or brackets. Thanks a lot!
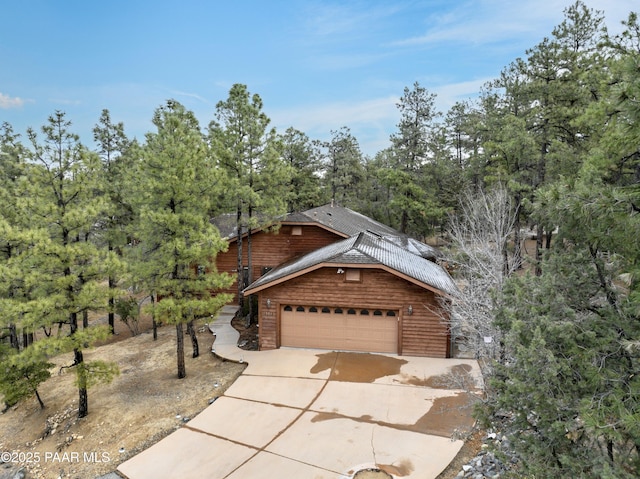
244,231,458,358
280,305,398,354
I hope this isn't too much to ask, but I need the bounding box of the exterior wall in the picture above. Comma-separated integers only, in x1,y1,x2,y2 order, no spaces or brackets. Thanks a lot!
215,224,342,300
256,267,450,358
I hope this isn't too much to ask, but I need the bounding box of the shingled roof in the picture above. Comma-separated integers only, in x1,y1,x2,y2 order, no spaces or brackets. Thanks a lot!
292,204,400,237
213,203,442,261
244,231,457,297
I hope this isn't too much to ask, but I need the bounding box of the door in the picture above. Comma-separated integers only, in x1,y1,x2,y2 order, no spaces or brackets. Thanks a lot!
280,305,398,353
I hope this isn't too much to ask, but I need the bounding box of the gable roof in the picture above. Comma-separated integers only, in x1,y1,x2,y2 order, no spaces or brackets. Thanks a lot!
292,204,400,238
213,203,441,261
243,231,458,297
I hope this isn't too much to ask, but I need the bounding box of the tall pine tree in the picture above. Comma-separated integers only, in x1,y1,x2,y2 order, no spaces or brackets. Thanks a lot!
135,100,232,378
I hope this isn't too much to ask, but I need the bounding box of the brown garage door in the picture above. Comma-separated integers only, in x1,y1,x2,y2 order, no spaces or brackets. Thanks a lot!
280,305,398,353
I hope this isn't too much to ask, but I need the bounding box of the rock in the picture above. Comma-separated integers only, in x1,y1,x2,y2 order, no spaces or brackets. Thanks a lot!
11,469,26,479
455,429,518,479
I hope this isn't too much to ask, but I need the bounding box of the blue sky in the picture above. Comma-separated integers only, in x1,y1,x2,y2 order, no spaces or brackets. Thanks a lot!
1,0,637,156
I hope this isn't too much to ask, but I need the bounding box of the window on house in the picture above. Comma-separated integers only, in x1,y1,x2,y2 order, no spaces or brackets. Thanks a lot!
284,305,293,311
386,311,396,317
309,306,318,313
321,307,331,313
373,310,383,316
296,306,305,312
291,226,302,236
347,309,356,315
334,308,343,314
345,268,361,282
360,309,370,315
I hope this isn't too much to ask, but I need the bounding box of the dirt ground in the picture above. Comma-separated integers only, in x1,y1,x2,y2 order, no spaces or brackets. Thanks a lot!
0,313,246,479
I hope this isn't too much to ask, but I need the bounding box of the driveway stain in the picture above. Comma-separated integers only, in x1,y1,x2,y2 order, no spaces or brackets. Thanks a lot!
413,392,477,437
398,363,478,390
309,391,477,438
311,352,408,382
378,458,414,477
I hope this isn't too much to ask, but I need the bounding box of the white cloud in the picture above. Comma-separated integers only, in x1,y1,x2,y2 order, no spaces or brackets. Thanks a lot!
270,95,399,156
302,1,402,39
167,89,212,105
270,77,495,156
271,95,398,135
49,98,82,106
0,92,26,109
433,77,494,111
391,0,636,47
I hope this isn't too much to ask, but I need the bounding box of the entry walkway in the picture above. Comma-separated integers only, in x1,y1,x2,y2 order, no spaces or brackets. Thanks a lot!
117,305,482,479
208,304,247,361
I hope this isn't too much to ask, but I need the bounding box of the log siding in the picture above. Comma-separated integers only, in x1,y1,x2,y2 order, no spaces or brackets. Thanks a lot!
215,224,342,300
256,267,450,358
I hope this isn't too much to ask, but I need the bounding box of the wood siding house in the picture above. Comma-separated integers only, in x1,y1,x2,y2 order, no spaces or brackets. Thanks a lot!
214,204,456,358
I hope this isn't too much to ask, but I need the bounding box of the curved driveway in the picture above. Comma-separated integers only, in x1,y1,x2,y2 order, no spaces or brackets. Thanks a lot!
118,307,482,479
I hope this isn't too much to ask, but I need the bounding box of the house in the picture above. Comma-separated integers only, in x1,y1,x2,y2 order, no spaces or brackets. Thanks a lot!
214,204,456,358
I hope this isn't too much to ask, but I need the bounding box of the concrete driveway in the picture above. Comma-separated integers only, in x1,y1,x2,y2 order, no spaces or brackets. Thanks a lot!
117,308,482,479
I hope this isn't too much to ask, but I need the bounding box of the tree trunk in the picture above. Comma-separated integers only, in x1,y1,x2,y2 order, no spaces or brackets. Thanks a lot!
82,310,88,329
236,201,244,310
108,243,115,334
22,330,33,348
247,205,253,326
400,209,408,235
513,192,522,270
151,293,158,341
176,323,186,378
9,324,19,350
34,389,45,409
535,223,544,276
69,309,89,418
76,348,88,418
187,320,199,358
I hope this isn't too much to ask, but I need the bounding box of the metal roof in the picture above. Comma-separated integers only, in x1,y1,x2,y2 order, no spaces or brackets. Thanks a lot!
244,231,458,297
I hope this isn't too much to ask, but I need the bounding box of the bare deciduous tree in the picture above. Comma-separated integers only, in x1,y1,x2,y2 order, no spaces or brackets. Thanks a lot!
444,184,519,361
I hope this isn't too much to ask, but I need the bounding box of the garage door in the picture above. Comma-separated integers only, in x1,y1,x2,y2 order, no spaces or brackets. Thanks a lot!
280,305,398,353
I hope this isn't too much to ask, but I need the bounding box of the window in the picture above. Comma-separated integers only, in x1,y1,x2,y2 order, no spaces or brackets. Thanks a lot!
386,311,396,317
309,306,318,313
373,310,383,316
345,269,361,282
296,306,305,312
321,307,331,313
360,309,370,315
291,226,302,236
284,305,293,311
347,309,356,315
334,308,343,314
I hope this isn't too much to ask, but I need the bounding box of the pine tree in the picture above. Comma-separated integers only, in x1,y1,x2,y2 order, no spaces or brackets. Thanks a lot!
281,127,324,211
135,100,232,379
210,84,289,316
480,13,640,474
20,112,117,418
386,82,443,236
323,126,364,208
93,109,134,335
